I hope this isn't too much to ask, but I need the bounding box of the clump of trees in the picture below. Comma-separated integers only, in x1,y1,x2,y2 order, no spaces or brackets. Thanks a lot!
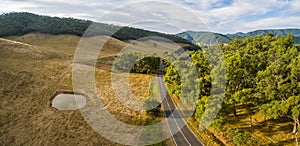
113,52,160,74
144,98,161,117
163,33,300,144
226,127,257,145
162,53,200,108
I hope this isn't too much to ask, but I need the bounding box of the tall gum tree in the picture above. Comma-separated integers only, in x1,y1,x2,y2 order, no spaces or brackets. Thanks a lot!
258,35,300,133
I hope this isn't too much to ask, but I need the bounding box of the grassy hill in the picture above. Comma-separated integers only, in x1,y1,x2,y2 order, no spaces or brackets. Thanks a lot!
5,33,127,57
0,33,178,145
1,28,202,145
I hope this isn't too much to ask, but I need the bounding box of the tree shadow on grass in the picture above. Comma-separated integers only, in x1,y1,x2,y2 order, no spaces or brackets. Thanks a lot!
247,118,292,136
244,118,295,145
268,138,295,146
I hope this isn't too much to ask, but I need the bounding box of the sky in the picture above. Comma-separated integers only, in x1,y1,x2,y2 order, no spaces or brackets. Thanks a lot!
1,0,300,34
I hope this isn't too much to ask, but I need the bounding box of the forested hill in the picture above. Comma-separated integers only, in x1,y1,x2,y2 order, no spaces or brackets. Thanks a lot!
176,31,232,44
177,29,300,44
0,12,191,44
228,29,300,42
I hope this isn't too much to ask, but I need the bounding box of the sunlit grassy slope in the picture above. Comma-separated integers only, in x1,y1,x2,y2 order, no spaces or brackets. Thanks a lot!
6,33,127,57
0,33,178,145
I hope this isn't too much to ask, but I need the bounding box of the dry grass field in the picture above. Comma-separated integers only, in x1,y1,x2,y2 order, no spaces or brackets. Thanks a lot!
0,33,173,145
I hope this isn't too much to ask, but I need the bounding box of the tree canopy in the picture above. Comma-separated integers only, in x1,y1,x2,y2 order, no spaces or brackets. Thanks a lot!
163,33,300,144
0,12,195,45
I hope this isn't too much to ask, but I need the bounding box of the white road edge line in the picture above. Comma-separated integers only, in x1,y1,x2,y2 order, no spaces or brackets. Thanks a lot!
158,77,178,146
162,80,204,145
159,74,204,146
159,77,191,146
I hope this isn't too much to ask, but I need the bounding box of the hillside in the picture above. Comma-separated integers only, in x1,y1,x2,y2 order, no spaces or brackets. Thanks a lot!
227,28,300,38
0,12,193,45
5,33,127,57
176,31,232,44
177,29,300,44
0,33,179,145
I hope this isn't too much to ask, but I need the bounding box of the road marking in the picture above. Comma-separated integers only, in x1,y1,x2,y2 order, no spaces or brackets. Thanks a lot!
160,74,204,144
158,77,179,146
158,76,191,146
164,95,191,146
158,67,203,145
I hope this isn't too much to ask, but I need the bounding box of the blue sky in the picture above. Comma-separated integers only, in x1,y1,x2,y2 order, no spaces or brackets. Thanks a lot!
1,0,300,34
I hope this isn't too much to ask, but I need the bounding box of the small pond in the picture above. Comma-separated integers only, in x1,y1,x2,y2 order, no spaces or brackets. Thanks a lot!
51,93,86,110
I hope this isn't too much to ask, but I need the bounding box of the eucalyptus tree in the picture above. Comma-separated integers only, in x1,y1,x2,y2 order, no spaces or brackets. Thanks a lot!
258,35,300,133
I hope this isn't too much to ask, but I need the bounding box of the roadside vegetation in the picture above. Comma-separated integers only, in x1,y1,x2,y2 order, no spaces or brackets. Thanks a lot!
163,33,300,145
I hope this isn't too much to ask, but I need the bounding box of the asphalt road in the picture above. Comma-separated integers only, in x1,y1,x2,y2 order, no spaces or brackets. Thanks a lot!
157,68,204,146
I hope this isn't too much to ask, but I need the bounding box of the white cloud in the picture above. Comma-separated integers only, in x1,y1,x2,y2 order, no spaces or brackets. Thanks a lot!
176,0,233,10
0,0,299,34
242,16,300,30
0,1,41,13
190,0,295,33
99,1,209,33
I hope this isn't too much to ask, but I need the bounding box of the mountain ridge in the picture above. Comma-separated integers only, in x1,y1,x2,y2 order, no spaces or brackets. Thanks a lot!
0,12,192,45
2,12,300,45
177,28,300,44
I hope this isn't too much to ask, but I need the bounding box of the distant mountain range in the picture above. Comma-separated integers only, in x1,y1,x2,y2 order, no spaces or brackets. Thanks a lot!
177,29,300,44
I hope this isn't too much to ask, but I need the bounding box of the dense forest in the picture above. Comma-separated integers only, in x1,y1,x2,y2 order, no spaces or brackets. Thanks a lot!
0,12,192,44
163,33,300,145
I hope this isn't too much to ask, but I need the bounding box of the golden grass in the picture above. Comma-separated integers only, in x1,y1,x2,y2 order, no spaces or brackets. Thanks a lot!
0,34,162,145
6,33,127,57
203,104,297,146
95,71,156,125
0,38,112,145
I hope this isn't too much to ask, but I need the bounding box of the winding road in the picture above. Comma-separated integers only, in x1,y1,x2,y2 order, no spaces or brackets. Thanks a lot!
157,67,204,146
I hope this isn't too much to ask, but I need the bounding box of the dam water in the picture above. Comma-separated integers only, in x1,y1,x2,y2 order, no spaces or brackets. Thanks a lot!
51,94,86,110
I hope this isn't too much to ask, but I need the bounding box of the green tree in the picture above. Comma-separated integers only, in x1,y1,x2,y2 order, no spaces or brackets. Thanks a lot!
144,98,161,117
258,35,300,133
